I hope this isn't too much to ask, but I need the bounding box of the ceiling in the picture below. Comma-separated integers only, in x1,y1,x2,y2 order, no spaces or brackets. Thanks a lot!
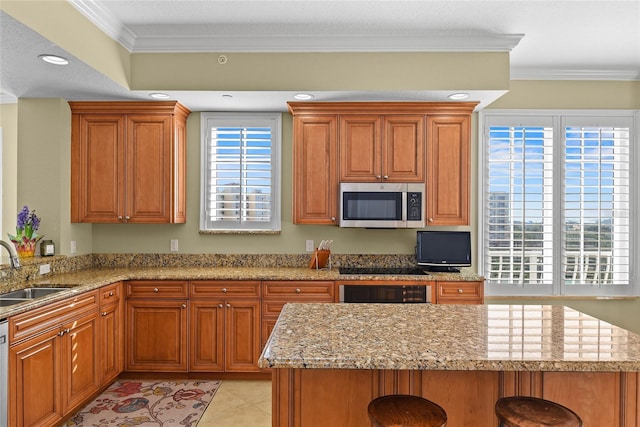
1,0,639,111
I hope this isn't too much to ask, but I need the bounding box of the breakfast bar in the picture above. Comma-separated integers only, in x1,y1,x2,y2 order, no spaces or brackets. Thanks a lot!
259,303,640,427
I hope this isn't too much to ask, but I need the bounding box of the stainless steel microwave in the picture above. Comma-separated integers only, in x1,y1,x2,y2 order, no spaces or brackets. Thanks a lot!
339,182,425,228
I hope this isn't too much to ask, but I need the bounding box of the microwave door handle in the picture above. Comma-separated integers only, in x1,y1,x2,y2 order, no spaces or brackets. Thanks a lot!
402,192,407,221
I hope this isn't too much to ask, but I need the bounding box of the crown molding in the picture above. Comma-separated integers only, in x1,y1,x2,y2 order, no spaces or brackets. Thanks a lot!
511,68,640,81
70,0,522,53
69,0,136,50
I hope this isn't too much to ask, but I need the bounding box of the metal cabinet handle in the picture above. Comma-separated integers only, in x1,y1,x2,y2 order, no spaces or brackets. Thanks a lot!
383,175,389,179
118,216,123,220
109,291,114,296
125,216,131,220
295,288,301,293
153,288,159,292
101,311,107,316
218,304,223,308
181,304,187,308
428,218,434,222
458,288,464,294
376,175,382,179
331,217,336,222
226,303,231,308
222,288,228,293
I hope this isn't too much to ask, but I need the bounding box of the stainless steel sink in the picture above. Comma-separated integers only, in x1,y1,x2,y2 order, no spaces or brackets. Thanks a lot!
1,287,67,299
0,298,30,307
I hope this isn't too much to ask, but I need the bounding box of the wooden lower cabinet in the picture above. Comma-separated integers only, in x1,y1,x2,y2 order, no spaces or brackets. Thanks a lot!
272,368,640,427
9,299,101,427
436,280,484,304
125,299,188,372
189,299,261,372
99,282,124,385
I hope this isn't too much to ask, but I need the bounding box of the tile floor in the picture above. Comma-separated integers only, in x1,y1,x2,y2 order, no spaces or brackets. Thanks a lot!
198,380,272,427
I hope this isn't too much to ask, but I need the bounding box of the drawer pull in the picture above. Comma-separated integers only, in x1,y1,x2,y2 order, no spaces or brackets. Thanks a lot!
295,288,301,293
226,303,231,308
458,288,464,294
101,312,107,316
182,304,187,308
222,288,228,293
109,291,114,296
153,288,159,293
218,304,223,308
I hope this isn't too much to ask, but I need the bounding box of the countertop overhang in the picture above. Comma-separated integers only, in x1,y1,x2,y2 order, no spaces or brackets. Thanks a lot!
258,302,640,372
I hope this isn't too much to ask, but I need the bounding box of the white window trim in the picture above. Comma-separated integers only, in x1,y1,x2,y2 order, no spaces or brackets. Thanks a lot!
200,112,282,233
478,109,639,297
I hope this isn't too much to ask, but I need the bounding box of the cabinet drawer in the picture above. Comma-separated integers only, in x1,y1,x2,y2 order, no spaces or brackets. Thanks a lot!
100,282,122,306
262,281,335,300
126,281,188,299
9,290,99,343
436,281,483,304
190,281,260,298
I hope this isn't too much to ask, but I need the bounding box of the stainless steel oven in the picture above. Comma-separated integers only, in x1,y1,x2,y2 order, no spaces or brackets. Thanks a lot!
339,284,431,303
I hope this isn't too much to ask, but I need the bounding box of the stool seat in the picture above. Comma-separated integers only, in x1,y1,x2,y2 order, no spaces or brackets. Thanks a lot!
495,396,583,427
368,394,447,427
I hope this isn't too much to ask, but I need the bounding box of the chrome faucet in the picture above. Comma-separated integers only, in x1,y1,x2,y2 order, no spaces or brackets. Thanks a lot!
0,240,20,269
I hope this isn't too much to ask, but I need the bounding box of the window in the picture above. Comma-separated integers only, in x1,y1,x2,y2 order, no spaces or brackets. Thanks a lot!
200,113,281,232
480,111,637,296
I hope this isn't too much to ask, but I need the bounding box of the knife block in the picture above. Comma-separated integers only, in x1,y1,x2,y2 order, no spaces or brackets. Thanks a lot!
308,249,331,269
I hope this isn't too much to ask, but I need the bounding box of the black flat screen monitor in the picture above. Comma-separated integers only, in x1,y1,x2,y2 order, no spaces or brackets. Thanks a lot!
416,231,471,272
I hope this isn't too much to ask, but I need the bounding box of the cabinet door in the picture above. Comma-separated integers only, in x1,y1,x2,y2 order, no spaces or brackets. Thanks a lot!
384,115,425,182
71,113,125,223
125,299,188,371
292,115,339,224
225,299,261,372
189,300,225,372
126,114,173,223
9,329,62,427
99,301,123,385
339,115,382,182
61,311,100,414
427,115,470,225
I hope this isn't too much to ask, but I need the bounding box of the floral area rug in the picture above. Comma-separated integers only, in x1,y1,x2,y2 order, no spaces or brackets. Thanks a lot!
64,380,221,427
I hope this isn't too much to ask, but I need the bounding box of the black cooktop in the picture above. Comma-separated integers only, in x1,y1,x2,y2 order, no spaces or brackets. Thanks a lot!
338,267,428,275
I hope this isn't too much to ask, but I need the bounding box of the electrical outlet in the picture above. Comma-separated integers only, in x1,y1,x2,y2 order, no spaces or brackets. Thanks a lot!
70,240,77,254
306,239,314,252
39,264,51,275
170,239,179,252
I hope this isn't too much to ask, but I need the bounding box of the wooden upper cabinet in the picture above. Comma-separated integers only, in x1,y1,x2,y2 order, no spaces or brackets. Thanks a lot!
70,101,190,224
292,114,339,224
340,114,424,182
289,102,476,226
427,115,471,226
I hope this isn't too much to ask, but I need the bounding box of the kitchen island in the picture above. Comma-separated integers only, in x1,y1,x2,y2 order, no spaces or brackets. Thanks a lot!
259,303,640,427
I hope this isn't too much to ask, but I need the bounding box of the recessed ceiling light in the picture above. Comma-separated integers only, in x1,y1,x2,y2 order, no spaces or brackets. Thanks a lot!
38,54,69,65
294,93,314,100
448,93,469,100
149,93,170,99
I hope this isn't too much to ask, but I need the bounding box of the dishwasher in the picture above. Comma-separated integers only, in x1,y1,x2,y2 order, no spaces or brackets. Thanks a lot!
0,319,7,427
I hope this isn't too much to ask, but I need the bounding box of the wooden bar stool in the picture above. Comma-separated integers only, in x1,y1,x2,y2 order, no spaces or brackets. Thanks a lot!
368,394,447,427
495,396,583,427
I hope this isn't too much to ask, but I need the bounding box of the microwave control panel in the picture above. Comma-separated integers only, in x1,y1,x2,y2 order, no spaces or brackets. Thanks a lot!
407,192,422,221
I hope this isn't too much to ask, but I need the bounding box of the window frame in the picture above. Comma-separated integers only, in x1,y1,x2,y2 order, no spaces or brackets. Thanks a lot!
479,110,639,297
200,112,282,233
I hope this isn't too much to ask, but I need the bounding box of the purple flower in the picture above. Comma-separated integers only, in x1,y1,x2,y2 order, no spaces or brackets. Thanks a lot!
16,206,29,229
13,205,41,239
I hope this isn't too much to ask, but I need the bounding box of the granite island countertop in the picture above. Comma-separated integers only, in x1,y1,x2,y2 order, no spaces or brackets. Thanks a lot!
258,302,640,372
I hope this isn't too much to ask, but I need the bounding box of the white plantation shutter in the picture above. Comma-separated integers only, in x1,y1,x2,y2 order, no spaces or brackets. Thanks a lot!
562,120,630,288
481,112,636,296
200,113,281,231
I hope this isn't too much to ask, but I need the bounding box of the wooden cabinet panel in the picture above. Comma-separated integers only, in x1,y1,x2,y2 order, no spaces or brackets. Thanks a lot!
292,115,338,224
125,299,188,372
125,280,189,299
9,329,61,427
99,299,123,385
126,114,173,223
436,280,483,304
384,115,425,182
189,301,225,372
191,281,261,298
427,115,470,225
61,311,100,414
70,101,190,224
339,115,382,182
225,300,261,372
71,113,124,223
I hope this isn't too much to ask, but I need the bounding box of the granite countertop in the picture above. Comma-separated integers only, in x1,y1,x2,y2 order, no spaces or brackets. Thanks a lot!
0,266,339,318
258,303,640,372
